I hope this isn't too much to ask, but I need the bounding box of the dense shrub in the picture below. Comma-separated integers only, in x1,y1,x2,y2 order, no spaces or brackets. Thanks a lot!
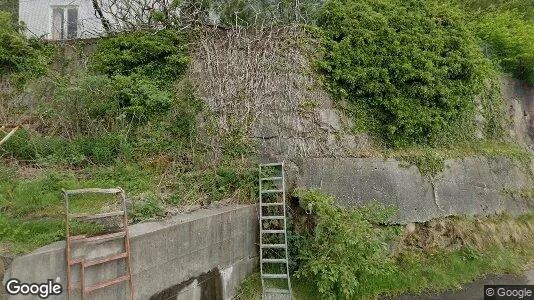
0,12,53,87
90,29,189,86
317,0,491,147
86,28,191,130
293,189,398,299
111,75,174,120
0,129,131,166
42,75,120,135
474,10,534,84
452,0,534,83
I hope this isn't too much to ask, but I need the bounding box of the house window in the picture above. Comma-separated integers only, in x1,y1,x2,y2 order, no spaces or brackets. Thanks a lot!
51,6,78,39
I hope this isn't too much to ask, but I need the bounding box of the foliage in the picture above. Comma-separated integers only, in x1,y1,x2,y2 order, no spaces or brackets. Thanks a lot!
394,147,448,176
317,0,492,147
111,75,175,120
479,79,507,139
0,12,53,87
1,129,132,166
388,141,533,176
293,189,398,299
453,0,534,83
359,244,532,298
86,30,189,123
133,80,204,154
238,214,534,299
0,215,102,254
171,162,258,205
474,9,534,84
131,195,165,222
0,0,18,23
216,0,320,27
52,73,174,125
90,29,189,87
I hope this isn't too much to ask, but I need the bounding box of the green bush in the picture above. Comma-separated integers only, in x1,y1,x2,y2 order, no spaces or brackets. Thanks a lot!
0,129,131,166
131,196,165,222
475,10,534,84
90,29,189,87
42,73,174,133
111,75,174,121
317,0,491,147
132,81,204,155
293,189,398,299
48,75,120,132
0,12,53,87
198,166,257,203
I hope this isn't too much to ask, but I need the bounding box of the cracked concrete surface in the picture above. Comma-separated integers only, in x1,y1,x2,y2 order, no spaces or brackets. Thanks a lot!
297,157,533,224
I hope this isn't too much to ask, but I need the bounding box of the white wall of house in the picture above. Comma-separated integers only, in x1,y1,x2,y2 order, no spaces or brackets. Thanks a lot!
19,0,104,39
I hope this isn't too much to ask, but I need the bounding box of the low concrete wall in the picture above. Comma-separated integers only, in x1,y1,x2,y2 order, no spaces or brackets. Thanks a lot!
2,205,258,300
298,157,534,223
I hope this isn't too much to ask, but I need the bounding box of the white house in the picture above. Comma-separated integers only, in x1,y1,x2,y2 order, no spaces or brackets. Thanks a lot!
19,0,105,40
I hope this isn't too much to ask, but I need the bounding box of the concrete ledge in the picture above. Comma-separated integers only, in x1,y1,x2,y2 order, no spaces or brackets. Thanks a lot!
298,156,534,223
2,205,259,300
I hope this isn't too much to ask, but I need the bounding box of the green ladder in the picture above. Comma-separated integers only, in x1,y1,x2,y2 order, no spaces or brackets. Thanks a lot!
259,162,292,300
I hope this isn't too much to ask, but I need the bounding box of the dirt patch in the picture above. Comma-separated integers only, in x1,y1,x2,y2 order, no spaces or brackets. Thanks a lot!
16,165,44,180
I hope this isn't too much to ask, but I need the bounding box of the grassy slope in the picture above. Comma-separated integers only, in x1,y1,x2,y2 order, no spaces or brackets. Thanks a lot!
0,162,160,254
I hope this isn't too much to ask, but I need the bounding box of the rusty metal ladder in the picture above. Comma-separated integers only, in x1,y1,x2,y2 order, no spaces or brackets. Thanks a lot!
63,188,135,300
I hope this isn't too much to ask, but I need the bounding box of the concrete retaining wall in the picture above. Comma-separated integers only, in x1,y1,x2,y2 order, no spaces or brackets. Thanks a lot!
298,157,534,223
1,205,258,300
502,77,534,149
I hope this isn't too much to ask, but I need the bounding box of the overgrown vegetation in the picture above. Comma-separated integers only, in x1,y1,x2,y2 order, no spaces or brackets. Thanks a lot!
237,191,534,299
238,244,534,299
316,0,495,147
0,12,53,87
90,29,189,86
1,0,532,266
457,0,534,84
0,163,154,253
0,24,257,255
292,189,399,299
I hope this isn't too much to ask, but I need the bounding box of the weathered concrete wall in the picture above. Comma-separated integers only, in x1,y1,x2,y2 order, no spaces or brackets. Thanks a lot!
189,28,371,164
502,77,534,149
1,205,258,300
298,157,534,223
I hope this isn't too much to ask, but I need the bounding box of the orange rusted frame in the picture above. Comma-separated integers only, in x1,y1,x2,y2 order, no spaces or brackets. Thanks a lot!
63,188,135,300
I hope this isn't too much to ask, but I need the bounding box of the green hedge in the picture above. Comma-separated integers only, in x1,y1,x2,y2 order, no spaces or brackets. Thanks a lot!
316,0,493,147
